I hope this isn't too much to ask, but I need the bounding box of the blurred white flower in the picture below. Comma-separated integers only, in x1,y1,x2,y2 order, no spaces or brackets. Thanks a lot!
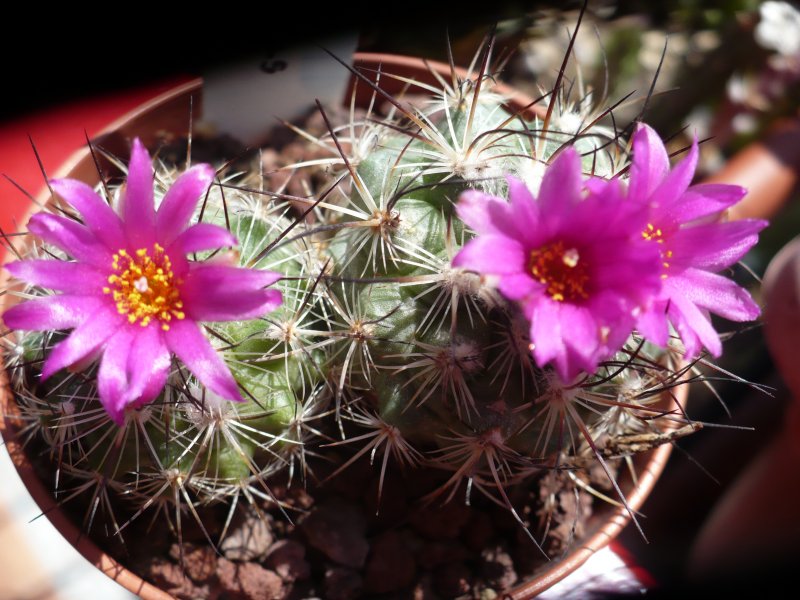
684,106,712,139
755,1,800,57
726,74,749,104
732,112,758,134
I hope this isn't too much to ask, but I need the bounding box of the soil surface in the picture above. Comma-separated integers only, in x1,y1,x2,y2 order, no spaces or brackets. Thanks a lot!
116,450,614,600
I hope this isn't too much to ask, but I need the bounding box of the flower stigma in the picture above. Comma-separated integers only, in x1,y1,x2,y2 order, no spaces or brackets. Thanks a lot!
528,241,589,302
103,243,185,330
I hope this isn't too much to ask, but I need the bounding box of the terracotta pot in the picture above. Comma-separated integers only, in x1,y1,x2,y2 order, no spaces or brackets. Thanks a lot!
1,53,689,599
706,118,800,222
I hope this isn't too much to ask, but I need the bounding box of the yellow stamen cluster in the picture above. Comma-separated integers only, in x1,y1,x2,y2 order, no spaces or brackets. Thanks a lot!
103,244,185,331
529,241,589,302
642,223,673,278
641,223,664,242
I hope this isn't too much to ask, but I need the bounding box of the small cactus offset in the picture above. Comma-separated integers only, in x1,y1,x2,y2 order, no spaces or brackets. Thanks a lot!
2,33,766,577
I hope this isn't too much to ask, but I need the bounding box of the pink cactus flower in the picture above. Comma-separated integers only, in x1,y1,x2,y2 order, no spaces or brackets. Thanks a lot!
453,148,662,381
628,123,767,358
3,139,282,423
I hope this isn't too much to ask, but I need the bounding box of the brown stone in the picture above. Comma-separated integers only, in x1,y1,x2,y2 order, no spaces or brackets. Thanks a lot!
363,530,416,594
479,544,518,590
409,501,471,540
364,469,411,529
217,558,283,600
433,562,472,598
220,512,274,561
300,499,369,568
239,563,284,600
216,558,244,596
264,539,311,582
418,540,471,568
461,510,495,552
148,558,210,599
324,565,363,600
168,543,216,583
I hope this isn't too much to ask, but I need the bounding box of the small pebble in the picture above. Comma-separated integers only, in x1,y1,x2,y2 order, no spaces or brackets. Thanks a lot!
168,543,216,583
217,558,244,596
324,565,363,600
265,539,311,582
412,573,438,600
364,470,410,527
220,511,274,561
147,558,210,600
301,499,370,568
239,563,284,600
433,562,473,598
409,501,471,540
461,510,495,553
363,530,416,594
417,540,471,568
479,544,518,590
217,558,284,600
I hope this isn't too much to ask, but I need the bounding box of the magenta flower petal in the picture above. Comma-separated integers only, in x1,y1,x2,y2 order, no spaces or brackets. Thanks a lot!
531,299,628,380
167,223,238,256
97,326,170,424
456,189,525,240
629,123,670,201
649,135,698,209
3,295,105,331
188,264,282,290
584,175,611,197
498,273,538,302
531,302,596,379
97,326,136,425
50,178,125,250
156,164,216,246
42,306,123,380
6,260,107,294
663,183,747,223
27,213,112,268
529,300,566,368
558,303,604,363
505,176,547,247
634,301,670,347
181,265,283,321
667,293,721,358
164,319,243,402
452,235,526,275
669,219,768,271
670,269,761,322
506,176,540,232
126,326,172,411
536,149,582,217
122,138,156,249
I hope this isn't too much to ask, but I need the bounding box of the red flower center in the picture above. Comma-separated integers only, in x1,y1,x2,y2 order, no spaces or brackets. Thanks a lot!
103,243,185,330
529,241,589,302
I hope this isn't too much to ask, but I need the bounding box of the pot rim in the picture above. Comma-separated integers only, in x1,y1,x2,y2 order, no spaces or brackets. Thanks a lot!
0,53,687,600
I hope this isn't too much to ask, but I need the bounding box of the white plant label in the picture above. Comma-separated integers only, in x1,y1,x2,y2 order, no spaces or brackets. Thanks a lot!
202,34,359,146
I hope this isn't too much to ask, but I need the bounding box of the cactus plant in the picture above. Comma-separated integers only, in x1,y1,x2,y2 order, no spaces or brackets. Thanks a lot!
1,32,766,597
